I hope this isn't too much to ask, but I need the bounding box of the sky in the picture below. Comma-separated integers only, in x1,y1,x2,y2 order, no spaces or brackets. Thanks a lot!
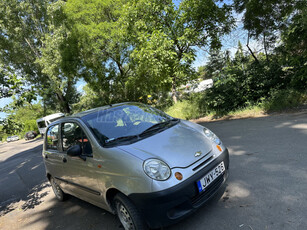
0,98,12,119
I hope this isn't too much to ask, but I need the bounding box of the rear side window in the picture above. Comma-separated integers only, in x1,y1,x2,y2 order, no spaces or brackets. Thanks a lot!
46,125,59,150
62,122,92,156
38,120,46,128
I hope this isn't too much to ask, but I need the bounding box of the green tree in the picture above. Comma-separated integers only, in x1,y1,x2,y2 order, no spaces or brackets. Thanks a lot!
65,0,131,104
72,84,109,112
278,1,307,90
234,0,296,62
0,0,80,113
1,102,48,137
125,0,234,103
65,0,234,104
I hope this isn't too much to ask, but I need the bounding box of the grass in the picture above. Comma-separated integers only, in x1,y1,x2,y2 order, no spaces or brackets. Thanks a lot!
165,90,307,121
228,105,265,117
165,100,204,120
262,89,307,112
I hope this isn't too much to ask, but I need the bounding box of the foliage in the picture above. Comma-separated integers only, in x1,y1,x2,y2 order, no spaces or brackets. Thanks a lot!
65,0,234,103
0,0,80,113
0,0,306,125
24,120,39,133
165,93,208,119
234,0,296,61
0,65,22,99
166,100,201,120
125,0,234,102
72,85,110,113
65,0,131,104
278,2,307,91
262,89,307,112
0,102,50,138
1,118,23,136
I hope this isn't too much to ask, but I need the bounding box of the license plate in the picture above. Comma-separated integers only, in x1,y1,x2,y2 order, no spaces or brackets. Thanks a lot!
197,161,225,193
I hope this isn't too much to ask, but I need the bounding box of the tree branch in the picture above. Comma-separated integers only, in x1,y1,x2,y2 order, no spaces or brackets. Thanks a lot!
246,31,259,63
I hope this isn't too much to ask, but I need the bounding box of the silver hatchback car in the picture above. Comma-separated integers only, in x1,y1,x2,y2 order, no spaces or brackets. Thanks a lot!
43,102,229,229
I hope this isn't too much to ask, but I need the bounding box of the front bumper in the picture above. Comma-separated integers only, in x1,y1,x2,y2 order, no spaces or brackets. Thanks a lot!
128,148,229,229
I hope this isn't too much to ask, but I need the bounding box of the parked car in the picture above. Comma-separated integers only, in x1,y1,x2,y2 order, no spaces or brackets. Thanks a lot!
25,131,38,140
36,113,65,136
42,102,229,230
12,135,19,141
7,135,19,142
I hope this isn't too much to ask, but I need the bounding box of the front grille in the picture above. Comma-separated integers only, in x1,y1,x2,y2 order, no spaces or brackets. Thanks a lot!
192,155,213,171
191,173,224,207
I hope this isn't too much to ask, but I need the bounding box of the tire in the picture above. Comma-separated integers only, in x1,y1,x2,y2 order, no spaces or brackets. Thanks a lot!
50,177,67,201
114,193,148,230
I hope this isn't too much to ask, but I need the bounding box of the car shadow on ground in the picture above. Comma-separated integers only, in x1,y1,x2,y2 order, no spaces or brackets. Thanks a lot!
0,143,47,216
21,136,43,144
21,195,122,230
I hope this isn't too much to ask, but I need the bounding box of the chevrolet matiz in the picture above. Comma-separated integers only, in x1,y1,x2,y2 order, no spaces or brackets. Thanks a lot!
42,102,229,230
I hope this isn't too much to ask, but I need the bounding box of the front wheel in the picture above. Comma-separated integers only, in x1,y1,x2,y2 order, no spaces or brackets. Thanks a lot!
114,193,147,230
50,177,67,201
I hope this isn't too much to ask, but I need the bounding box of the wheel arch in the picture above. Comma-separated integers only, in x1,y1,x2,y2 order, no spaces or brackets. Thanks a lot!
106,188,124,212
46,173,51,181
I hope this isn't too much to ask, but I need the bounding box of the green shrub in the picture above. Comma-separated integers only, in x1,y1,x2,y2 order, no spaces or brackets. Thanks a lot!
263,89,307,111
165,93,208,120
24,120,39,133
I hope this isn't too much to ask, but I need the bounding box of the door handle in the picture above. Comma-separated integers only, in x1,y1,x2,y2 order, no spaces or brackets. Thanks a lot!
63,158,67,163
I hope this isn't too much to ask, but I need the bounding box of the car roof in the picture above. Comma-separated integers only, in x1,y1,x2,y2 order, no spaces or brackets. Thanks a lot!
48,102,143,126
70,102,143,118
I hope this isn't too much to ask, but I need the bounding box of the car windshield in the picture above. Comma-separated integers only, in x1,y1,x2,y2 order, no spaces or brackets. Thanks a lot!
81,103,179,147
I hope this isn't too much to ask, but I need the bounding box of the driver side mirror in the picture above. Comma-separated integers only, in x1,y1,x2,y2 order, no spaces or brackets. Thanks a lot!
67,145,86,161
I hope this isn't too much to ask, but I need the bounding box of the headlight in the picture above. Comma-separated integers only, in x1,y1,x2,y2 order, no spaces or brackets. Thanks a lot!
143,159,171,181
203,128,221,145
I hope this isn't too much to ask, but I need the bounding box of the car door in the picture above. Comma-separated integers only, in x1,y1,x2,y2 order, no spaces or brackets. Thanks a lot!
59,121,104,207
44,124,66,187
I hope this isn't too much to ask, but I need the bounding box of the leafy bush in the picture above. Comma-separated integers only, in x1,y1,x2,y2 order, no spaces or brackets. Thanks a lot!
165,94,208,119
166,100,200,120
24,120,39,133
263,89,307,112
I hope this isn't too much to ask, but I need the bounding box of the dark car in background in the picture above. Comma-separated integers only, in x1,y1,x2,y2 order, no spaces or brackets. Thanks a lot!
25,131,38,140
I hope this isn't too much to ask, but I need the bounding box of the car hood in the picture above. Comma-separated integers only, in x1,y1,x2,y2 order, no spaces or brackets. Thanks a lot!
118,120,212,168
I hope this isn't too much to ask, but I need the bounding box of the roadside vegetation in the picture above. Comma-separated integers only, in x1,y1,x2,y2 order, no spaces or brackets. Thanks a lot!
0,0,306,141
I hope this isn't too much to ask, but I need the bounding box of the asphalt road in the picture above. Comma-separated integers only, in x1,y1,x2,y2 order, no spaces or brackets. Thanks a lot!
0,111,306,230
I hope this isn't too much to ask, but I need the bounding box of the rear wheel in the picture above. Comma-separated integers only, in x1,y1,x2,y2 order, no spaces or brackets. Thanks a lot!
50,177,67,201
114,193,147,230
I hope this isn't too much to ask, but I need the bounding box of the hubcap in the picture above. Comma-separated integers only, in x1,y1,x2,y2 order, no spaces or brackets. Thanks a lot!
117,202,135,230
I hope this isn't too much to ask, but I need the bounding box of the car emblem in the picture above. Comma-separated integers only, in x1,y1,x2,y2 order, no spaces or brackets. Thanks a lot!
195,151,202,157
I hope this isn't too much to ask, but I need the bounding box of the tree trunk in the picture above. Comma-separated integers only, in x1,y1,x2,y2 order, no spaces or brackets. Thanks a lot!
116,61,127,100
263,32,269,63
171,76,178,103
246,31,259,64
56,91,70,114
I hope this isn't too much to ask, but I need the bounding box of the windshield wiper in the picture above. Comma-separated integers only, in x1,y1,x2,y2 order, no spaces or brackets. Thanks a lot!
140,118,179,136
104,135,139,145
104,119,179,146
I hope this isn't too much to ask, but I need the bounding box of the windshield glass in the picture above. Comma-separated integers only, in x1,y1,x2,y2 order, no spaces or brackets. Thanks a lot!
81,103,176,146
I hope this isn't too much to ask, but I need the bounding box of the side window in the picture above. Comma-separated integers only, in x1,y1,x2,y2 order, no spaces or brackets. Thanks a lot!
46,125,60,150
62,122,92,156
